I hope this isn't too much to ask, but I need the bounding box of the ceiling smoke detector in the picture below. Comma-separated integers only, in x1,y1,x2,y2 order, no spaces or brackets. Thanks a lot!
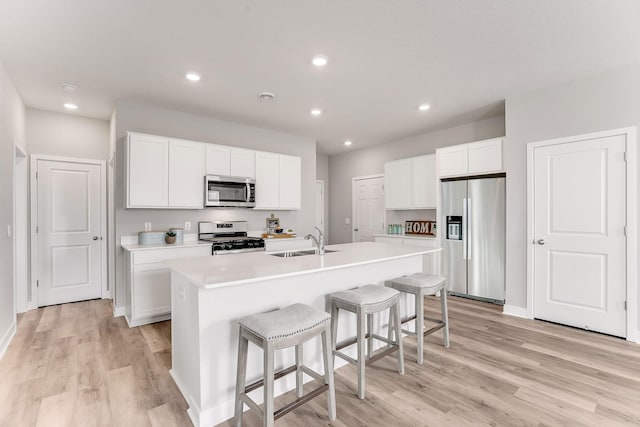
258,92,275,101
61,83,76,93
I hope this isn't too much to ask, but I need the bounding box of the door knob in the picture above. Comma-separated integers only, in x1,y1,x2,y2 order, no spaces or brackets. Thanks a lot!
92,236,99,241
354,228,359,232
536,239,545,245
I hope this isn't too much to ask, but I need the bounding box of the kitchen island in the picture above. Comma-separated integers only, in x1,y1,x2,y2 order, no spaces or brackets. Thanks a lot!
165,241,442,427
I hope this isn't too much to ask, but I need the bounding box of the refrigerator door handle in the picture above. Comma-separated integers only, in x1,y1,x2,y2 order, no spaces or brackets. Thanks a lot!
467,197,472,260
462,198,468,260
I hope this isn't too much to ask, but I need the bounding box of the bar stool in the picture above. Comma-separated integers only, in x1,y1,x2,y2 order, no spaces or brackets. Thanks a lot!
234,303,336,427
330,285,404,399
386,273,450,365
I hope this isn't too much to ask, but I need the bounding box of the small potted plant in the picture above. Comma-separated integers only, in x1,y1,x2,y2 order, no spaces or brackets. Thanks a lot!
165,230,177,244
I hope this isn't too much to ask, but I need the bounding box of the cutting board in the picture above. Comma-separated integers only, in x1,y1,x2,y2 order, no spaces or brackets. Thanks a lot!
261,233,297,239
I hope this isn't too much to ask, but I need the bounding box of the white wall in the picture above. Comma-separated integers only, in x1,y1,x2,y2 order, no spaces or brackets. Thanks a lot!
113,100,317,312
0,61,25,357
328,116,506,244
316,153,329,236
26,108,110,160
504,62,640,332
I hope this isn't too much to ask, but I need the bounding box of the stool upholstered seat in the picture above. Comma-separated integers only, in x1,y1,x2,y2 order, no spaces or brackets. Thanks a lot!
387,273,446,294
330,284,399,306
238,303,330,345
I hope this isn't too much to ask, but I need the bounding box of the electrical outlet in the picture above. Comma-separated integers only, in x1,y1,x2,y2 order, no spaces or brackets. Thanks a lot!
144,222,152,231
345,218,351,225
184,221,191,231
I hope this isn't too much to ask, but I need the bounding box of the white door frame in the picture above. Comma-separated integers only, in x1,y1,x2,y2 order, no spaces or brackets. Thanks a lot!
526,127,637,342
29,154,108,309
13,143,27,314
315,180,326,236
351,174,384,243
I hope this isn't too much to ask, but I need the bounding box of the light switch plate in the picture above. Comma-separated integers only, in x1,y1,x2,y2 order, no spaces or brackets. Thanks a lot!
6,224,11,238
184,221,191,231
345,218,351,225
144,222,152,231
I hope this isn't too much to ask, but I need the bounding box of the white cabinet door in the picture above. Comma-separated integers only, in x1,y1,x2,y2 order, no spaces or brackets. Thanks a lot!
205,144,231,176
230,148,255,178
255,151,280,209
437,144,469,177
468,138,503,174
384,158,412,209
412,154,436,208
132,263,171,320
127,133,169,207
169,139,204,208
279,155,301,210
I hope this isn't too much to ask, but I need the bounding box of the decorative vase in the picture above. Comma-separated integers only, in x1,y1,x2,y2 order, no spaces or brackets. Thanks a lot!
165,236,176,244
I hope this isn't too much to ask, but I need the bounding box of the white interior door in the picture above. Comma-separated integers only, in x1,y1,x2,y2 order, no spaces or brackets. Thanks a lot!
37,159,103,306
353,176,385,242
315,180,325,235
533,135,626,337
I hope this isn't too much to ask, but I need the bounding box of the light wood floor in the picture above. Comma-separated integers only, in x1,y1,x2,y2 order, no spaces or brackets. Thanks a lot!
1,297,639,427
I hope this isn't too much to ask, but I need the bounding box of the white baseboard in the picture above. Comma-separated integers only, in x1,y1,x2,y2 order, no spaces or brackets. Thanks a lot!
0,321,17,360
502,304,530,319
113,306,125,317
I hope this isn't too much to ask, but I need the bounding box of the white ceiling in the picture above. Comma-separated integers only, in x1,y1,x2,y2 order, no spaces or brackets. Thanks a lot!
1,1,639,155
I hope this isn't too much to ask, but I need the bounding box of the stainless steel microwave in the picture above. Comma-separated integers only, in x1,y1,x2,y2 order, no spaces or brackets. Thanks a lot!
205,175,255,208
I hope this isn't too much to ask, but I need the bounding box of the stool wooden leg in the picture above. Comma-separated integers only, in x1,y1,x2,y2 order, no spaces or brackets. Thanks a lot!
234,330,249,427
366,313,373,359
295,344,303,397
415,291,425,364
331,303,339,352
387,307,394,349
441,289,450,348
393,303,405,375
321,327,337,421
263,341,275,427
357,308,366,399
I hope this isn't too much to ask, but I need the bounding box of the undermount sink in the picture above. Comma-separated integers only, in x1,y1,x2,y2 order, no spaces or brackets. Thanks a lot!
270,249,338,258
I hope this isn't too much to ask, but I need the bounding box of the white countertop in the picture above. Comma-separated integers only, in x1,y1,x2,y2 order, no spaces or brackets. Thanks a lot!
121,239,212,252
165,241,441,289
373,234,437,240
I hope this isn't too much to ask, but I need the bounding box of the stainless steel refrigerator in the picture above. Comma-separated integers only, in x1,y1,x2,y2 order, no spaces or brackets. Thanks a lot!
441,175,505,303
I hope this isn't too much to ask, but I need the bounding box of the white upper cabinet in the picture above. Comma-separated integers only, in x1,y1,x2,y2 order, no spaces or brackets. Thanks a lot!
255,151,280,209
385,158,412,209
468,138,503,174
384,154,436,210
255,152,302,210
168,139,205,209
279,155,301,210
127,133,169,208
437,137,503,178
205,144,231,176
412,155,436,209
127,132,203,209
230,148,255,178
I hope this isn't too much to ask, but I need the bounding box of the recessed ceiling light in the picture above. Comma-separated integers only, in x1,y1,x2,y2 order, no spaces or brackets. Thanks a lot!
310,108,322,116
61,83,76,93
312,55,328,67
63,103,78,110
418,104,431,111
186,72,201,81
344,140,352,146
258,92,275,101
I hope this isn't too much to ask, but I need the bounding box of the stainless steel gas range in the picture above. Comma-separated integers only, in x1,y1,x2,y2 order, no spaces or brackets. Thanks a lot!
198,221,265,255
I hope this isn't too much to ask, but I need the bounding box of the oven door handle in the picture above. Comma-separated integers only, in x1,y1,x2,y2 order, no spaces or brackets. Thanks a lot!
246,183,251,203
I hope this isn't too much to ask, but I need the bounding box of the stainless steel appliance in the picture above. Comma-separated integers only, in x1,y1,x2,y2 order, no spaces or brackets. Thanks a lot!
205,175,255,208
441,174,505,303
198,221,264,255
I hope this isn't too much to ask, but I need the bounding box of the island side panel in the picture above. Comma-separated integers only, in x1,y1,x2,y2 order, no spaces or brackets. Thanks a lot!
193,254,422,426
170,272,202,424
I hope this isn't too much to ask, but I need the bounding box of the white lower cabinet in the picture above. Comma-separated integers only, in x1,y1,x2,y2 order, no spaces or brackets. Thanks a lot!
124,245,211,327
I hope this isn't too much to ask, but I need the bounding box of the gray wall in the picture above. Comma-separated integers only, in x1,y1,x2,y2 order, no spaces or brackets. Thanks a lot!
328,116,506,244
26,108,110,160
504,62,640,332
113,101,317,311
316,153,329,236
0,62,25,352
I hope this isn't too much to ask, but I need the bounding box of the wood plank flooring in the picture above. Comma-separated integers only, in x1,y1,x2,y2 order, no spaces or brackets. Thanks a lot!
1,296,639,427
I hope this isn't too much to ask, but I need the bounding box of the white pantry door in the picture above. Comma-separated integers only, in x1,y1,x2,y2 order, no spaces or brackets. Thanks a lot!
353,176,385,242
37,159,103,306
533,135,626,337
